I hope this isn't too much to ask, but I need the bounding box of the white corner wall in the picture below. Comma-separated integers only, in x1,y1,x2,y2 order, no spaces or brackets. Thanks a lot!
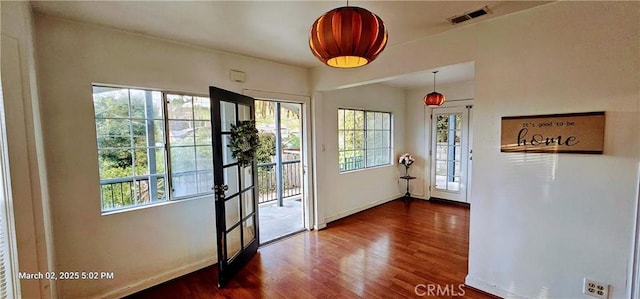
33,15,309,298
467,2,639,298
314,84,406,225
1,2,54,298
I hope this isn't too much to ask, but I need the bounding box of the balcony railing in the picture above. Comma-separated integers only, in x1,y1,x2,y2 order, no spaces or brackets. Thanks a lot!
257,160,302,204
99,174,166,210
99,161,302,210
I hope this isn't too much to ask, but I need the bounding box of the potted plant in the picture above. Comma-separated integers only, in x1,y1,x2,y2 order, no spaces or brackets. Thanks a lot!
398,153,415,177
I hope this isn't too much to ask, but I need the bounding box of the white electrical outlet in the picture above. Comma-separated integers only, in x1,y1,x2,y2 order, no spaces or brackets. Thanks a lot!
583,278,609,299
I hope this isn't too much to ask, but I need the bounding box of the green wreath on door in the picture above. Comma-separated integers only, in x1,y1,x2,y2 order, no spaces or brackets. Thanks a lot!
228,120,259,167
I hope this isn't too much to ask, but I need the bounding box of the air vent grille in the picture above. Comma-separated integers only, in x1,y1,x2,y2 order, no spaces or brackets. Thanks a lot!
449,6,491,25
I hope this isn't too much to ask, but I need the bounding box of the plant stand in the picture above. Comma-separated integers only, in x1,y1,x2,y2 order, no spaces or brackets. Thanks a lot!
400,175,416,201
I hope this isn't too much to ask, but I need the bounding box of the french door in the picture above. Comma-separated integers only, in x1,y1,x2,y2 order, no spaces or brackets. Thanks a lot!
210,87,259,287
430,106,471,203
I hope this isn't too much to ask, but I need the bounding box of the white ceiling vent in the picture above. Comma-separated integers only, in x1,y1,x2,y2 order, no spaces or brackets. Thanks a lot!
448,6,491,25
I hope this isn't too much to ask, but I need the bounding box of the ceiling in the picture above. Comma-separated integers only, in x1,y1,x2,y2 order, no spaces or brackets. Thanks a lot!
31,1,550,89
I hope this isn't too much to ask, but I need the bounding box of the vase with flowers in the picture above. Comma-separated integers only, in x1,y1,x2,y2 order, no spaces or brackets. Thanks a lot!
398,153,415,177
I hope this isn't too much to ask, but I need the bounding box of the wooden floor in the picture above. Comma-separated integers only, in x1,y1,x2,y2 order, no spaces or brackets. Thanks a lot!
127,199,498,298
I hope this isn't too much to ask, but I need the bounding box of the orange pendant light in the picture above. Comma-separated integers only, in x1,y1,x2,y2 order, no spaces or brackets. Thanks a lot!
423,71,446,107
309,5,388,68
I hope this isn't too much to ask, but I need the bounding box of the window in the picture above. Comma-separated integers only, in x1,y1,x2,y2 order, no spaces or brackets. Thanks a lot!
166,94,213,198
338,109,391,172
93,86,213,212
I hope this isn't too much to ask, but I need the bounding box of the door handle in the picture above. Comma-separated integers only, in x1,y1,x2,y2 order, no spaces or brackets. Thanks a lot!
214,184,229,200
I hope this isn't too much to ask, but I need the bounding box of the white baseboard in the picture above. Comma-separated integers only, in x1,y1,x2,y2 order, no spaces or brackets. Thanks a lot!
314,222,327,230
465,275,527,299
94,257,217,299
325,193,401,224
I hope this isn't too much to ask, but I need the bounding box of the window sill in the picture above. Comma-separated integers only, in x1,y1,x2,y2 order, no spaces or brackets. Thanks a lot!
339,163,393,175
101,193,214,216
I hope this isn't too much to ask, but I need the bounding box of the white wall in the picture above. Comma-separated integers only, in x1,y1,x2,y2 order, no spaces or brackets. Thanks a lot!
312,1,639,298
1,2,54,298
314,84,406,224
34,15,309,298
405,81,475,199
467,2,639,298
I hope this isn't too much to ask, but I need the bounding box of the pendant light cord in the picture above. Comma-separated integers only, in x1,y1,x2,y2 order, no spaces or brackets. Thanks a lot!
432,71,438,92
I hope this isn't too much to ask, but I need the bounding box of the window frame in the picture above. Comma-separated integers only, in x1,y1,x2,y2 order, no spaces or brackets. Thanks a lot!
337,108,392,173
93,84,214,213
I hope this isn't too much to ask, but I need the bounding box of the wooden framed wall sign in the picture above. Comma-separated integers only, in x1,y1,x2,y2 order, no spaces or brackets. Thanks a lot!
501,112,605,154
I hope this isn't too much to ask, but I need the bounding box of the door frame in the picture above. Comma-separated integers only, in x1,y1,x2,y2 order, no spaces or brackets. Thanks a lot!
243,89,314,231
425,99,474,203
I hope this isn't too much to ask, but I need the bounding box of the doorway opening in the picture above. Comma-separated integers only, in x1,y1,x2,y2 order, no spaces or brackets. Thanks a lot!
255,100,305,243
430,105,473,203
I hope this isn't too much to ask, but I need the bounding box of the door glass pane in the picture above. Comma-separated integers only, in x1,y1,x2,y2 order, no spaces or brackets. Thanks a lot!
226,226,242,261
241,166,253,189
222,134,237,165
225,195,240,228
436,145,447,160
454,162,461,175
243,216,255,247
454,146,462,160
436,175,447,189
242,190,254,217
221,101,236,132
436,161,447,175
238,104,251,121
455,130,462,145
224,165,239,195
448,176,461,191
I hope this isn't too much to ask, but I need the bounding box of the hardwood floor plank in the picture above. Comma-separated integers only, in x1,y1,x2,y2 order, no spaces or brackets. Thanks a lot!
126,200,499,299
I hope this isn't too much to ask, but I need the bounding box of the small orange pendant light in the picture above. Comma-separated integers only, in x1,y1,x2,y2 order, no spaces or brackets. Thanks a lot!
423,71,446,107
309,4,388,68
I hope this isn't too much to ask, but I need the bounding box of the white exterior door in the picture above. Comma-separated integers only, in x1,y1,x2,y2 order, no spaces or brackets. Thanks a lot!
430,106,471,203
